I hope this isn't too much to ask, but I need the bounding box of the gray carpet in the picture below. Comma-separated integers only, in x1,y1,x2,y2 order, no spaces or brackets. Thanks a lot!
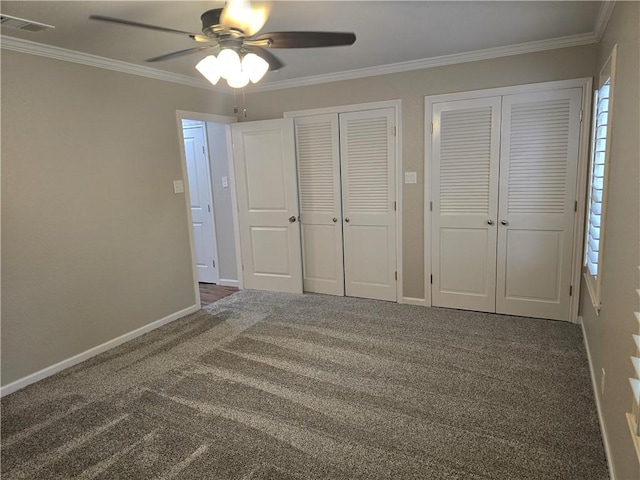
1,290,608,479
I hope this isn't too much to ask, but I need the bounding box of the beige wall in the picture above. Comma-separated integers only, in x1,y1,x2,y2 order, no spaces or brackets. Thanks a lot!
1,50,234,385
244,44,598,299
580,2,640,479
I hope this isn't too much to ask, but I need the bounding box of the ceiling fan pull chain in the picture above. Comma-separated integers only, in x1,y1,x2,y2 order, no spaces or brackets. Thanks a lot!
233,89,239,117
242,88,248,118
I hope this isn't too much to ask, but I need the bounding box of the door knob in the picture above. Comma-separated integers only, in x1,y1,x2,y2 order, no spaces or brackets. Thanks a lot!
487,220,495,225
332,217,338,223
500,220,509,226
345,218,350,222
289,216,297,223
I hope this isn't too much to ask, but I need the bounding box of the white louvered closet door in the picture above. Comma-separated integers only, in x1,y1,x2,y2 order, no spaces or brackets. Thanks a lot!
496,88,582,320
340,108,397,301
431,97,502,312
294,114,345,296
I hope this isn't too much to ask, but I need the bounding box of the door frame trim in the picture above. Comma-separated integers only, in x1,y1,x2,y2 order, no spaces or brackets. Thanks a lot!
424,78,592,323
285,99,404,303
175,110,237,308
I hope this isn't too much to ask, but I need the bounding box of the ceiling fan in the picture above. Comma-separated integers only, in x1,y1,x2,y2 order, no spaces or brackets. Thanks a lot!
89,0,356,88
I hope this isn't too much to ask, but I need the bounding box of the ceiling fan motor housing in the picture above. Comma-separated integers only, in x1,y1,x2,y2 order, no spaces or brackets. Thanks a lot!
201,9,225,36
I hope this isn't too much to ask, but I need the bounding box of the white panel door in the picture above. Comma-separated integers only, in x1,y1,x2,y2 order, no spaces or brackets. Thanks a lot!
184,124,219,284
231,119,303,293
294,114,345,296
431,97,502,312
496,88,582,320
340,108,396,301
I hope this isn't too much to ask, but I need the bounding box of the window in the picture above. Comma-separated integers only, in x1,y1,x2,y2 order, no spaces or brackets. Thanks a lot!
584,45,617,310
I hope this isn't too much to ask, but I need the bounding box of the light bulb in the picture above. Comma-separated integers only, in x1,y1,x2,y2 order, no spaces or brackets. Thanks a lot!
242,53,269,83
217,49,241,80
226,70,250,89
195,55,220,85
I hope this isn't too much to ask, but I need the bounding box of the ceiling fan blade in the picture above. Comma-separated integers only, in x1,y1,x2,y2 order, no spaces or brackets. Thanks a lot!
242,45,284,71
220,0,270,36
249,31,356,48
146,46,214,63
89,15,200,37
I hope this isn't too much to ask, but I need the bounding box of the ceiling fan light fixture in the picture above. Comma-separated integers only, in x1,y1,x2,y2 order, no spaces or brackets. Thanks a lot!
242,53,269,83
195,55,221,85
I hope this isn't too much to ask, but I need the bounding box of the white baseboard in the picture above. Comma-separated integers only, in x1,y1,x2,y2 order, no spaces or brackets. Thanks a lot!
580,316,617,479
218,278,239,287
401,297,428,306
0,304,199,398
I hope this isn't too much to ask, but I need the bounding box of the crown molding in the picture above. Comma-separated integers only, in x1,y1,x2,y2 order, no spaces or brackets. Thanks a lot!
2,29,599,95
248,32,599,92
594,1,616,41
0,35,232,95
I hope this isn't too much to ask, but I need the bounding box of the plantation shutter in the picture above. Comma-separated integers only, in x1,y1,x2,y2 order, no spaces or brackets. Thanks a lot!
584,45,617,311
585,82,610,277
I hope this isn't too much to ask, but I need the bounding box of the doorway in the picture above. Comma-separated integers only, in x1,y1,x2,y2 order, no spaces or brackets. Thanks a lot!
176,111,240,307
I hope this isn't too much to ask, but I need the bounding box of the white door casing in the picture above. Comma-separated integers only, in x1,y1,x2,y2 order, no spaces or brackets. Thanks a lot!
183,124,220,284
431,97,502,312
294,114,345,296
496,88,582,320
340,108,397,301
231,119,303,293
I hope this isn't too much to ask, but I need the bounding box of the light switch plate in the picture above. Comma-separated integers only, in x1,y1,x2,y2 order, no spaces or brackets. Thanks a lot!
404,171,417,184
222,176,229,188
173,180,184,194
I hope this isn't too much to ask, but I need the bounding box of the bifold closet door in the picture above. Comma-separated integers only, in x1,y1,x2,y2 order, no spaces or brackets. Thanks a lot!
340,108,397,301
431,97,502,312
496,88,582,320
294,114,345,296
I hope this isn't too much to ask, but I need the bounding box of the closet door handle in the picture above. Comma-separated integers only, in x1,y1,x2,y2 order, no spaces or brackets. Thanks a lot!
289,216,297,223
345,218,350,223
500,220,509,226
487,220,495,225
332,217,338,223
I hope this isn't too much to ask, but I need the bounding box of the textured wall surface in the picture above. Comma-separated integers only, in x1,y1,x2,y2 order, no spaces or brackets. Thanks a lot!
580,2,640,478
1,51,233,385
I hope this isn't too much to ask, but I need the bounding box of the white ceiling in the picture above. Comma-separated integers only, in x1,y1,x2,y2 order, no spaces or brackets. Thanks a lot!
1,1,604,90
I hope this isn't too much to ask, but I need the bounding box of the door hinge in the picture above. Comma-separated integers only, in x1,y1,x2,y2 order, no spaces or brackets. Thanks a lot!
580,110,583,123
213,260,216,268
202,146,206,154
574,200,578,212
429,201,433,212
430,274,433,284
390,126,396,136
208,204,211,213
241,264,244,271
430,122,433,134
394,201,397,211
569,285,573,296
395,271,397,281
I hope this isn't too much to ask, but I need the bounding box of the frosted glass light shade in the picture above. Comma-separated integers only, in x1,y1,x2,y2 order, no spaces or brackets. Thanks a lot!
217,49,241,79
195,55,220,85
226,70,250,88
242,53,269,83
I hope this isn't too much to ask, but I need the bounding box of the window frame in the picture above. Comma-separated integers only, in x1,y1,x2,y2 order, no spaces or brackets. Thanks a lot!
584,44,618,312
